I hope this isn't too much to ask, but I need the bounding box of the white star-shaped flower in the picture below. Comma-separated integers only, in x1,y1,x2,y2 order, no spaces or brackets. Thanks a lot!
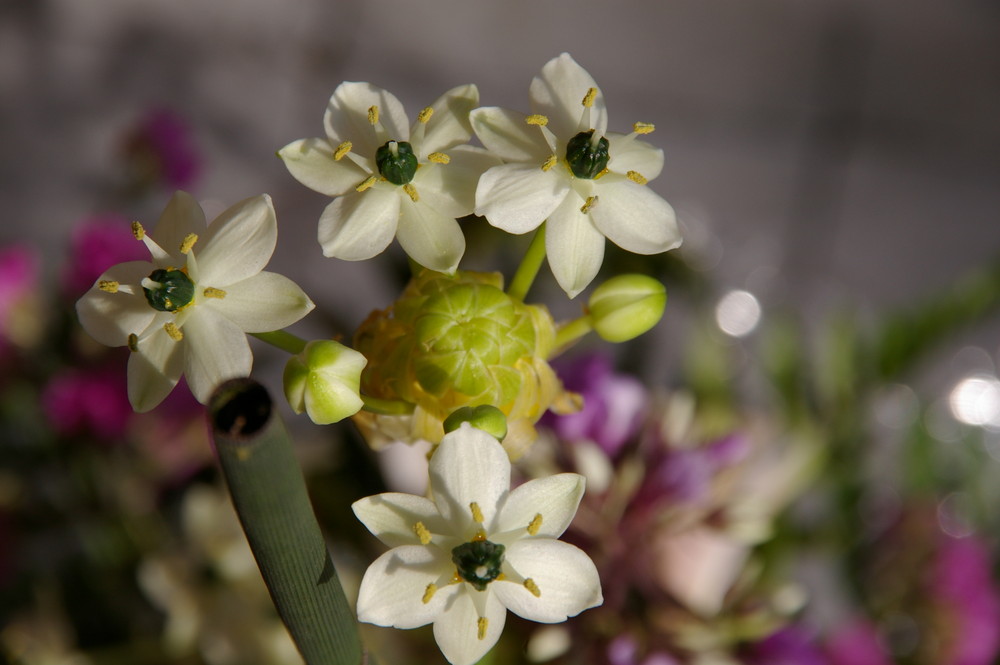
279,83,500,274
353,423,602,665
76,191,314,412
472,53,682,297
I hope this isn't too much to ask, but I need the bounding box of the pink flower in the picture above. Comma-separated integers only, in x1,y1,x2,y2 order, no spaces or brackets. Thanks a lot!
42,365,133,440
122,107,201,190
0,245,40,353
931,537,1000,665
63,216,146,298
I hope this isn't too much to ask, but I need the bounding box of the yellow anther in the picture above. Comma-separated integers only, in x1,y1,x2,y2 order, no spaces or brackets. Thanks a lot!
179,233,198,255
626,170,648,185
580,195,599,214
417,107,434,123
451,570,463,584
203,287,226,299
427,152,450,164
477,617,488,641
127,333,139,352
333,141,352,161
595,167,610,179
413,521,432,545
367,105,379,125
632,121,655,134
98,280,119,293
470,502,484,524
473,529,487,542
523,578,541,597
582,87,598,108
131,221,146,240
525,114,549,126
163,322,183,342
402,183,420,202
541,155,557,172
356,175,378,192
422,583,437,604
527,513,543,536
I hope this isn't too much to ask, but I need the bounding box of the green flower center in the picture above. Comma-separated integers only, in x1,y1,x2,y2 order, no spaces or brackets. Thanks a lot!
565,130,610,179
375,140,418,185
452,539,505,591
142,268,195,312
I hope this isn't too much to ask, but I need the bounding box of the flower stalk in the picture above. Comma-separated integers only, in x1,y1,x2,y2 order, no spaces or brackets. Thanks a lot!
507,224,547,302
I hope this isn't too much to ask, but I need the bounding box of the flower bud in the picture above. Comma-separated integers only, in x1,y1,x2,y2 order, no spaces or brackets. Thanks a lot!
588,274,666,342
283,340,367,425
443,405,508,442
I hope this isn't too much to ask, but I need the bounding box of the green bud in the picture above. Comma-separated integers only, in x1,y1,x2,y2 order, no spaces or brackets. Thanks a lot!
588,274,667,342
283,340,367,425
375,140,418,185
142,268,195,312
565,130,610,179
443,406,508,441
451,539,505,591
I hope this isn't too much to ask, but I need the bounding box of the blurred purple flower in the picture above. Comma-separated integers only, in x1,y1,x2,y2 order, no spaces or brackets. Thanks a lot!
122,107,201,190
745,626,829,665
63,216,146,297
826,619,891,665
0,246,37,331
930,536,1000,665
606,635,679,665
42,365,132,440
543,353,648,457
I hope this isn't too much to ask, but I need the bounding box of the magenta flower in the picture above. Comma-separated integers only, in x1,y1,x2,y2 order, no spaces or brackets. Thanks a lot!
63,216,147,298
122,107,201,190
0,245,39,352
42,366,133,440
931,536,1000,665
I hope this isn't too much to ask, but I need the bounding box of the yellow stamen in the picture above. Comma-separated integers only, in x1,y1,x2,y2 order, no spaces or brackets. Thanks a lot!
402,183,420,202
580,195,598,214
203,287,226,299
131,221,146,240
477,617,488,640
632,121,655,134
367,105,379,125
333,141,352,161
127,333,139,352
413,521,432,545
470,502,484,524
525,114,549,126
417,107,434,123
451,570,463,584
356,175,378,192
626,170,648,185
595,167,610,179
179,233,198,255
541,154,557,171
527,513,543,536
422,583,437,604
473,529,487,542
582,87,597,108
427,151,450,164
163,322,183,342
98,280,119,293
524,578,541,597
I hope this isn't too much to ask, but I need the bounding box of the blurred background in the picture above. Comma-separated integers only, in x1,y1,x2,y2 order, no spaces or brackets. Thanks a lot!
2,0,1000,663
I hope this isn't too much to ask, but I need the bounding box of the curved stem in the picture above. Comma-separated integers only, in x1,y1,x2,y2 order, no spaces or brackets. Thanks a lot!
361,394,416,415
554,315,594,352
507,223,547,302
251,330,307,355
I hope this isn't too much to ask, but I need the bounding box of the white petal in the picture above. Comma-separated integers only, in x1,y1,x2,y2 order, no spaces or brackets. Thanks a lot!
416,84,479,155
278,138,370,197
495,474,585,540
545,195,606,298
590,179,682,255
433,588,506,665
475,164,569,235
352,493,445,548
396,199,465,274
181,307,252,403
529,53,607,141
356,545,457,630
196,195,277,286
429,424,510,536
152,191,207,262
493,539,603,623
76,261,157,347
413,145,501,219
323,82,409,157
201,272,314,332
127,321,184,412
470,107,551,163
607,133,664,180
317,188,400,261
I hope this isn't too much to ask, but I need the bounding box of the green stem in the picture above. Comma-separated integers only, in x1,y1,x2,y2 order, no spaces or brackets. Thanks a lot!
251,330,307,355
507,224,547,301
361,394,416,415
554,315,593,350
209,379,364,665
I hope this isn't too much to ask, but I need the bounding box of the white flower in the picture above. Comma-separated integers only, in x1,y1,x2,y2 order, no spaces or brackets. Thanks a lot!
279,83,500,274
353,423,602,665
472,53,682,297
76,191,314,412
